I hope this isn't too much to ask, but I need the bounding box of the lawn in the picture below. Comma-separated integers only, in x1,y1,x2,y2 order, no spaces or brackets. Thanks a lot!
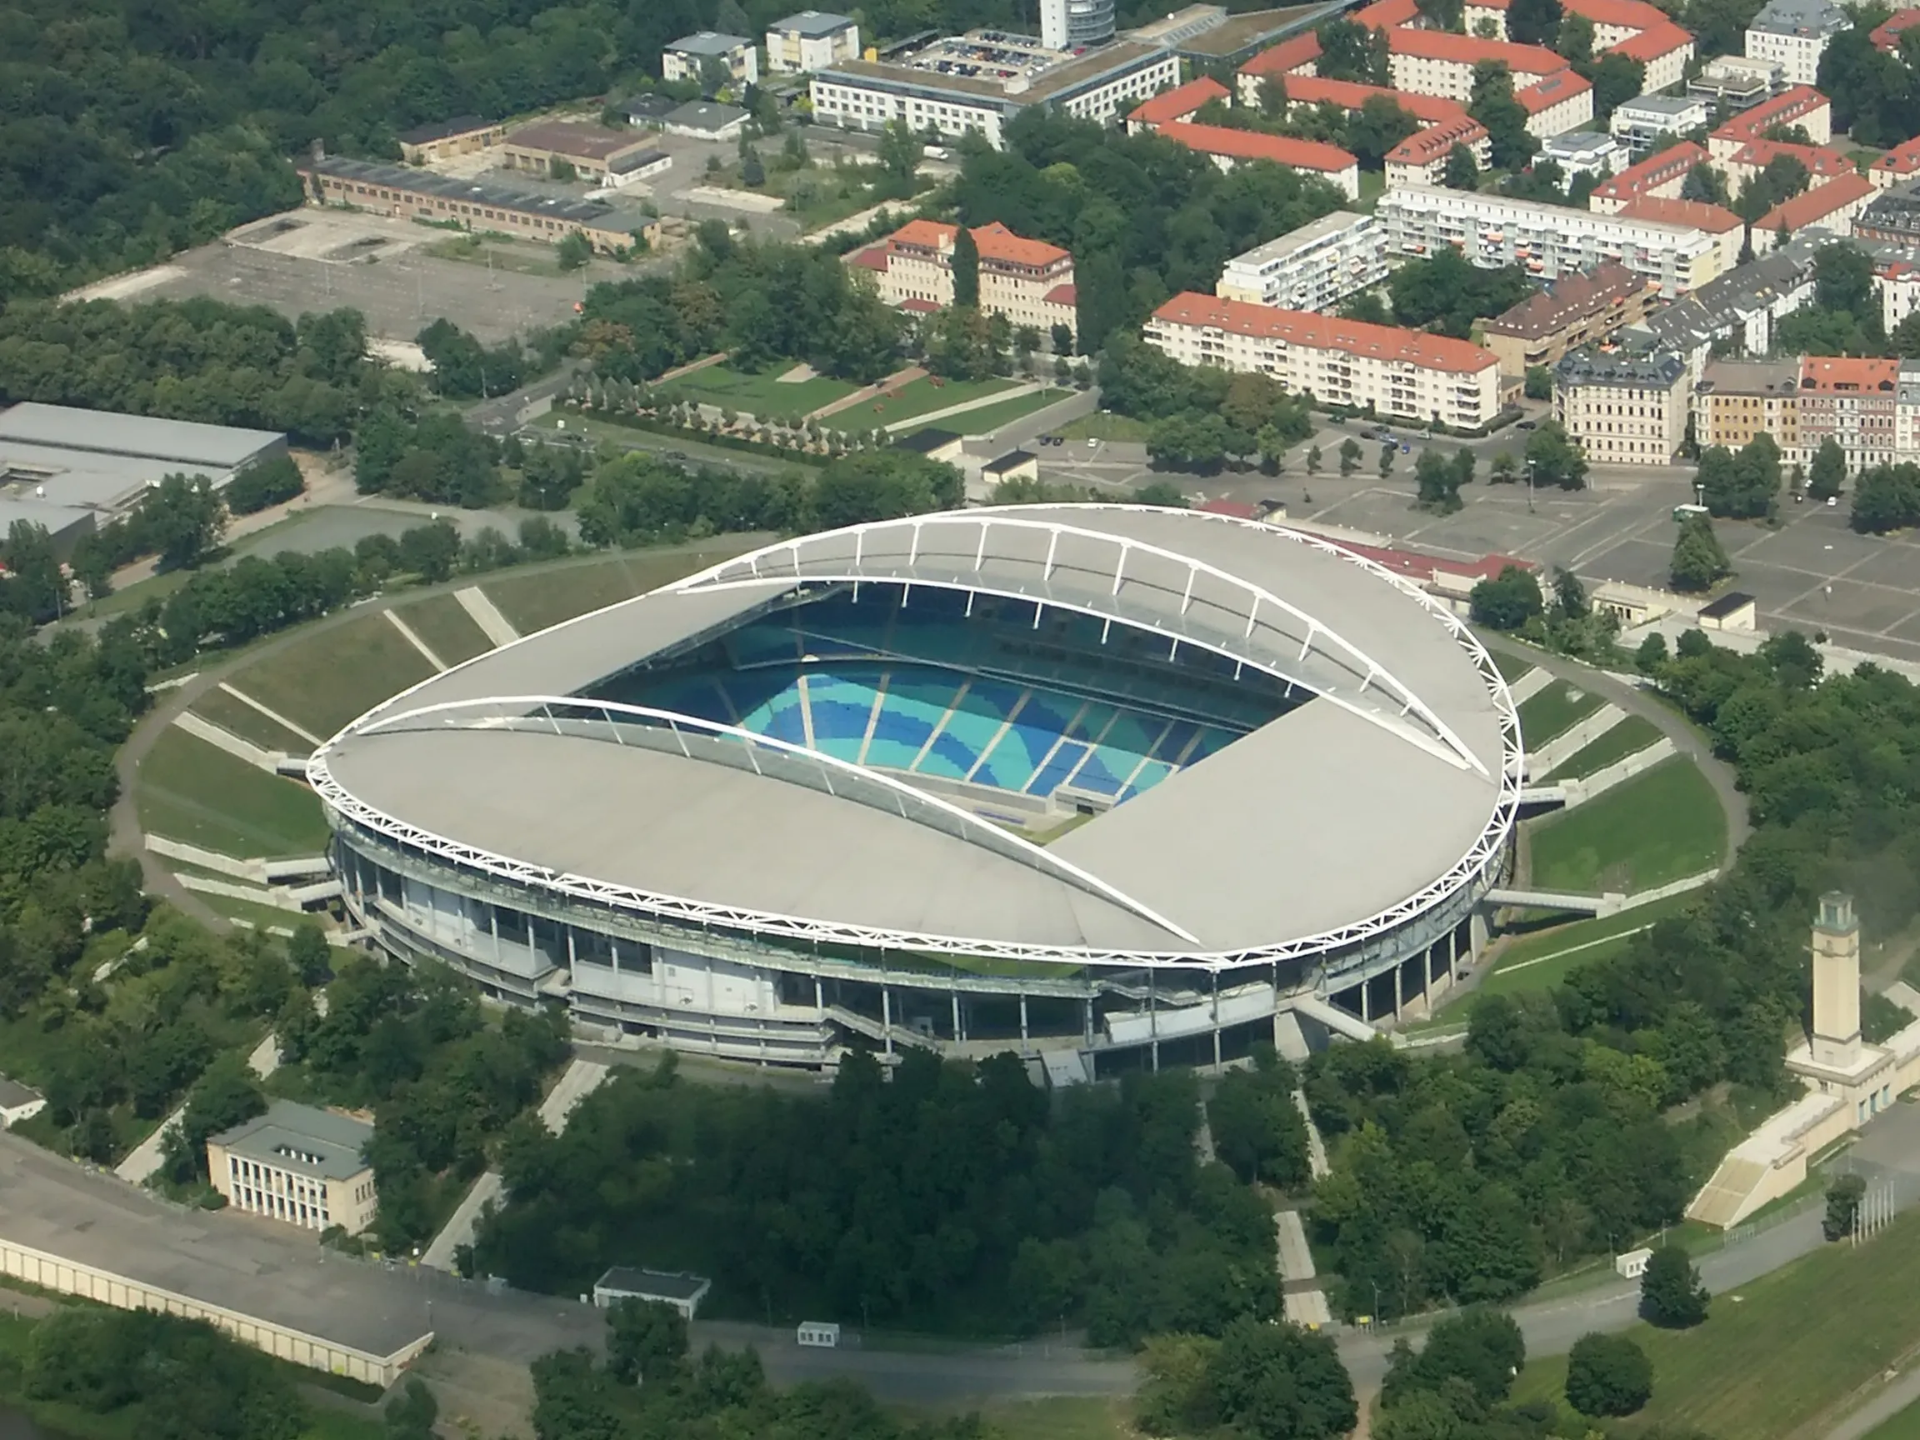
1543,713,1663,781
393,592,496,667
1491,651,1535,684
1516,678,1605,745
940,387,1077,436
1868,1397,1920,1439
482,543,764,635
660,360,857,418
1057,411,1153,443
192,891,304,934
1479,890,1704,995
1527,756,1727,895
189,685,315,753
136,726,332,859
1511,1209,1920,1440
229,614,439,739
967,1396,1134,1440
838,375,1017,429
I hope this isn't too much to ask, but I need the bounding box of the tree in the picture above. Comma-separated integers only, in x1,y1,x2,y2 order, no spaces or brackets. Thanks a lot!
1636,631,1668,674
1209,1319,1358,1440
1639,1245,1709,1328
1339,438,1363,475
1552,565,1587,619
1469,565,1544,629
1136,480,1189,507
556,231,592,271
1348,96,1422,169
287,923,332,986
1415,448,1465,513
1524,366,1552,401
1383,1309,1525,1410
740,146,766,188
385,1377,439,1440
1566,1332,1653,1416
1824,1171,1867,1240
1443,143,1482,191
1669,514,1731,593
1470,62,1539,170
1525,421,1587,490
1508,0,1563,46
141,474,226,570
1814,241,1877,321
1259,77,1289,118
1489,451,1517,484
1208,1049,1310,1188
605,1298,688,1385
1852,462,1920,534
1682,162,1730,206
952,226,980,310
1307,444,1323,475
1809,436,1847,500
1379,441,1397,477
877,119,923,194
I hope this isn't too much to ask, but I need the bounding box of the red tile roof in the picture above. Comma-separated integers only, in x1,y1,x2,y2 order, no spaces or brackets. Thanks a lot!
881,218,1070,269
1710,84,1830,145
1726,139,1857,182
1127,75,1231,128
1156,122,1360,174
849,246,889,271
1562,0,1673,31
1198,498,1261,519
1871,7,1920,49
1872,135,1920,179
1353,0,1421,26
900,298,940,313
1150,292,1498,374
1241,31,1322,77
1517,70,1593,113
1799,355,1899,391
1043,283,1077,305
1384,29,1569,73
1387,114,1491,166
1609,21,1695,60
1591,140,1710,202
1756,171,1875,231
1278,75,1468,124
1617,195,1743,232
1330,537,1535,583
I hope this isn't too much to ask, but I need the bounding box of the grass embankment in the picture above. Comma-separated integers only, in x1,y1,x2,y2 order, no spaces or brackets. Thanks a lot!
1512,1208,1920,1440
229,613,438,739
662,359,857,417
835,375,1016,429
1526,756,1726,895
1868,1397,1920,1439
1480,890,1705,995
479,541,763,635
1516,678,1605,745
393,592,497,666
188,685,315,753
1543,713,1663,781
136,727,331,859
1492,651,1535,684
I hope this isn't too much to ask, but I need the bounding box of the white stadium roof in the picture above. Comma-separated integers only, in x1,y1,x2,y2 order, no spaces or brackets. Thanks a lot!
314,506,1522,967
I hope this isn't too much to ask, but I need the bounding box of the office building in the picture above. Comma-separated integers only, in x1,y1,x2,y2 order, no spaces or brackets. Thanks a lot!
1552,349,1690,464
395,117,506,165
849,219,1079,344
207,1102,377,1235
1745,0,1847,85
501,121,664,185
1695,359,1802,452
663,31,760,88
1378,183,1722,296
1144,293,1504,429
1042,0,1118,50
1155,123,1361,198
766,12,860,74
1588,140,1709,212
1214,211,1389,311
1541,129,1630,178
1481,261,1658,375
810,35,1178,148
1610,95,1711,157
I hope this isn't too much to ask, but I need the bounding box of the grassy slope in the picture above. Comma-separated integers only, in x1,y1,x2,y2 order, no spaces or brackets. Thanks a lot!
1492,651,1536,683
1517,678,1605,746
1868,1398,1920,1439
1055,411,1153,442
136,726,331,859
939,388,1074,436
481,543,763,636
1512,1210,1920,1440
841,376,1015,429
189,685,315,753
393,592,496,666
1543,713,1663,781
230,613,437,739
664,361,856,416
1527,756,1725,894
1479,891,1704,995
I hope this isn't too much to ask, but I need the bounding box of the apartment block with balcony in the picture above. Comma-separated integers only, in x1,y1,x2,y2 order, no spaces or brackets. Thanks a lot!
1482,261,1658,375
1553,349,1691,465
1611,95,1711,157
1144,293,1503,429
850,219,1079,345
1215,212,1389,311
766,11,859,74
208,1101,378,1236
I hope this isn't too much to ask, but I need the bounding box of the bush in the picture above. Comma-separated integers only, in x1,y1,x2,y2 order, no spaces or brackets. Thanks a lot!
1566,1331,1652,1416
223,455,305,514
1638,1245,1709,1328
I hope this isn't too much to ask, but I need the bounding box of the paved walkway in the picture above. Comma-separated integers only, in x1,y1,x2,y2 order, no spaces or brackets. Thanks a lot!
385,609,449,671
807,364,927,422
455,587,520,647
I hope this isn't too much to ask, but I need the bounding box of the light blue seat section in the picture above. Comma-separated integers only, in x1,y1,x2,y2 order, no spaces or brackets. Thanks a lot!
917,677,1023,781
1152,719,1202,764
1118,760,1173,802
1024,741,1088,796
802,669,887,762
865,671,964,773
1068,712,1163,796
976,690,1076,792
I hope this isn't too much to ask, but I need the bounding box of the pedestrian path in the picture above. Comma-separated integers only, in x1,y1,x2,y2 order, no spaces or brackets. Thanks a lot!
455,587,520,648
172,711,284,773
385,609,449,672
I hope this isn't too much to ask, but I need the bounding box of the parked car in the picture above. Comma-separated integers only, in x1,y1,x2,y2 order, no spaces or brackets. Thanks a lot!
1516,420,1538,430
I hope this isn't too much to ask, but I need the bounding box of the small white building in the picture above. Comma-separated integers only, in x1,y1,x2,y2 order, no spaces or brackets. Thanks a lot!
1610,95,1710,156
0,1076,45,1128
1540,129,1630,179
1614,1247,1653,1278
663,31,760,89
766,11,860,74
797,1321,842,1347
593,1267,714,1320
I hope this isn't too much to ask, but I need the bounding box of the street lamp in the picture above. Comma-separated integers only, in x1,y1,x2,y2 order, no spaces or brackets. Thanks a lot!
1525,457,1537,513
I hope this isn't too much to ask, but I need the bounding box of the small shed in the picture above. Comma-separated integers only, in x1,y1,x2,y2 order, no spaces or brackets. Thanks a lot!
1614,1246,1654,1279
592,1267,714,1320
892,427,965,464
0,1076,44,1128
982,449,1039,484
1697,591,1758,632
797,1321,841,1348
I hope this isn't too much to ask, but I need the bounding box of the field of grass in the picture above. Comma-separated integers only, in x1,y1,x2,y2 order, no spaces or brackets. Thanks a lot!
837,375,1017,429
393,593,496,667
1527,756,1725,895
967,1396,1133,1440
1867,1397,1920,1439
1543,713,1663,780
943,387,1075,436
229,613,438,739
1517,678,1605,745
1512,1209,1920,1440
1056,411,1153,443
1492,651,1535,683
482,543,764,635
137,726,331,859
660,360,856,418
1480,890,1703,995
189,685,315,753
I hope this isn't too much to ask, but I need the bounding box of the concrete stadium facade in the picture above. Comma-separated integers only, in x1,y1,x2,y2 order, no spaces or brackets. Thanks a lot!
313,506,1522,1074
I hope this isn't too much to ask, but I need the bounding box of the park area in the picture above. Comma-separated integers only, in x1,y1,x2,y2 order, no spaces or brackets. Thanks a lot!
661,360,856,418
1526,756,1727,896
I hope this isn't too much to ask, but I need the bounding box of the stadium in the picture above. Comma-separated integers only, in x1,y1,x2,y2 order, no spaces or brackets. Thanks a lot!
311,504,1523,1074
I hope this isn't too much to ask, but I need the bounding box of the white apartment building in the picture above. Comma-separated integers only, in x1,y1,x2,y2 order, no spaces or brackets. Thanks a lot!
851,218,1079,344
1611,95,1711,156
1144,293,1503,430
1745,0,1848,85
1552,349,1691,465
663,31,760,88
1519,70,1597,139
1540,129,1630,179
766,11,860,74
1215,212,1389,311
1385,32,1570,103
1878,256,1920,332
811,40,1178,148
207,1101,378,1236
1378,183,1723,296
1386,115,1494,188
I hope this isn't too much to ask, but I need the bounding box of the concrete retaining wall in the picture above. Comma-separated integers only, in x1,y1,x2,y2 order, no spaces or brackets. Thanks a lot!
1528,703,1626,778
0,1236,430,1387
1560,736,1676,806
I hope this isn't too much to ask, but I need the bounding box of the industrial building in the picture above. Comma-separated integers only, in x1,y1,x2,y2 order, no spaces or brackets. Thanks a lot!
395,116,506,165
499,121,665,186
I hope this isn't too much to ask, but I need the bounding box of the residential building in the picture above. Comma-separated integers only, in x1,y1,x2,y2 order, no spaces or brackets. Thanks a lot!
849,219,1079,344
1127,75,1230,132
1611,95,1711,157
1629,232,1825,374
1381,32,1570,104
299,156,658,254
207,1102,378,1235
1858,180,1920,243
1252,75,1468,129
1695,358,1802,453
1688,55,1785,110
1872,8,1920,51
1706,84,1832,158
501,121,664,184
1563,0,1675,50
1482,261,1659,374
1237,31,1323,89
1745,0,1847,85
661,100,751,142
1588,141,1710,213
1143,293,1504,429
395,117,506,165
1874,249,1920,331
1870,135,1920,189
1798,355,1901,470
1541,129,1630,179
1378,183,1723,296
1898,359,1920,458
765,11,860,74
1553,348,1690,464
1215,211,1389,310
1386,114,1494,188
593,1268,714,1320
0,1077,45,1129
1155,122,1361,198
1610,22,1696,91
1719,139,1857,195
1757,172,1877,239
810,37,1179,147
1041,0,1118,51
1617,196,1745,273
1517,69,1597,139
663,31,759,88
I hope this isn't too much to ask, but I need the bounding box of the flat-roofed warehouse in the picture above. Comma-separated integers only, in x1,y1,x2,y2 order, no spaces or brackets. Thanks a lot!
313,505,1521,1075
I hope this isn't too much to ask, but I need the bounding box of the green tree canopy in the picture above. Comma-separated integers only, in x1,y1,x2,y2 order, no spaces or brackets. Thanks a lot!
1566,1332,1653,1416
1639,1244,1710,1328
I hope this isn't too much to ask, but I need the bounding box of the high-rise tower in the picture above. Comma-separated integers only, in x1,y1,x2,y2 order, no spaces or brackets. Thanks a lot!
1810,890,1862,1071
1039,0,1115,51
